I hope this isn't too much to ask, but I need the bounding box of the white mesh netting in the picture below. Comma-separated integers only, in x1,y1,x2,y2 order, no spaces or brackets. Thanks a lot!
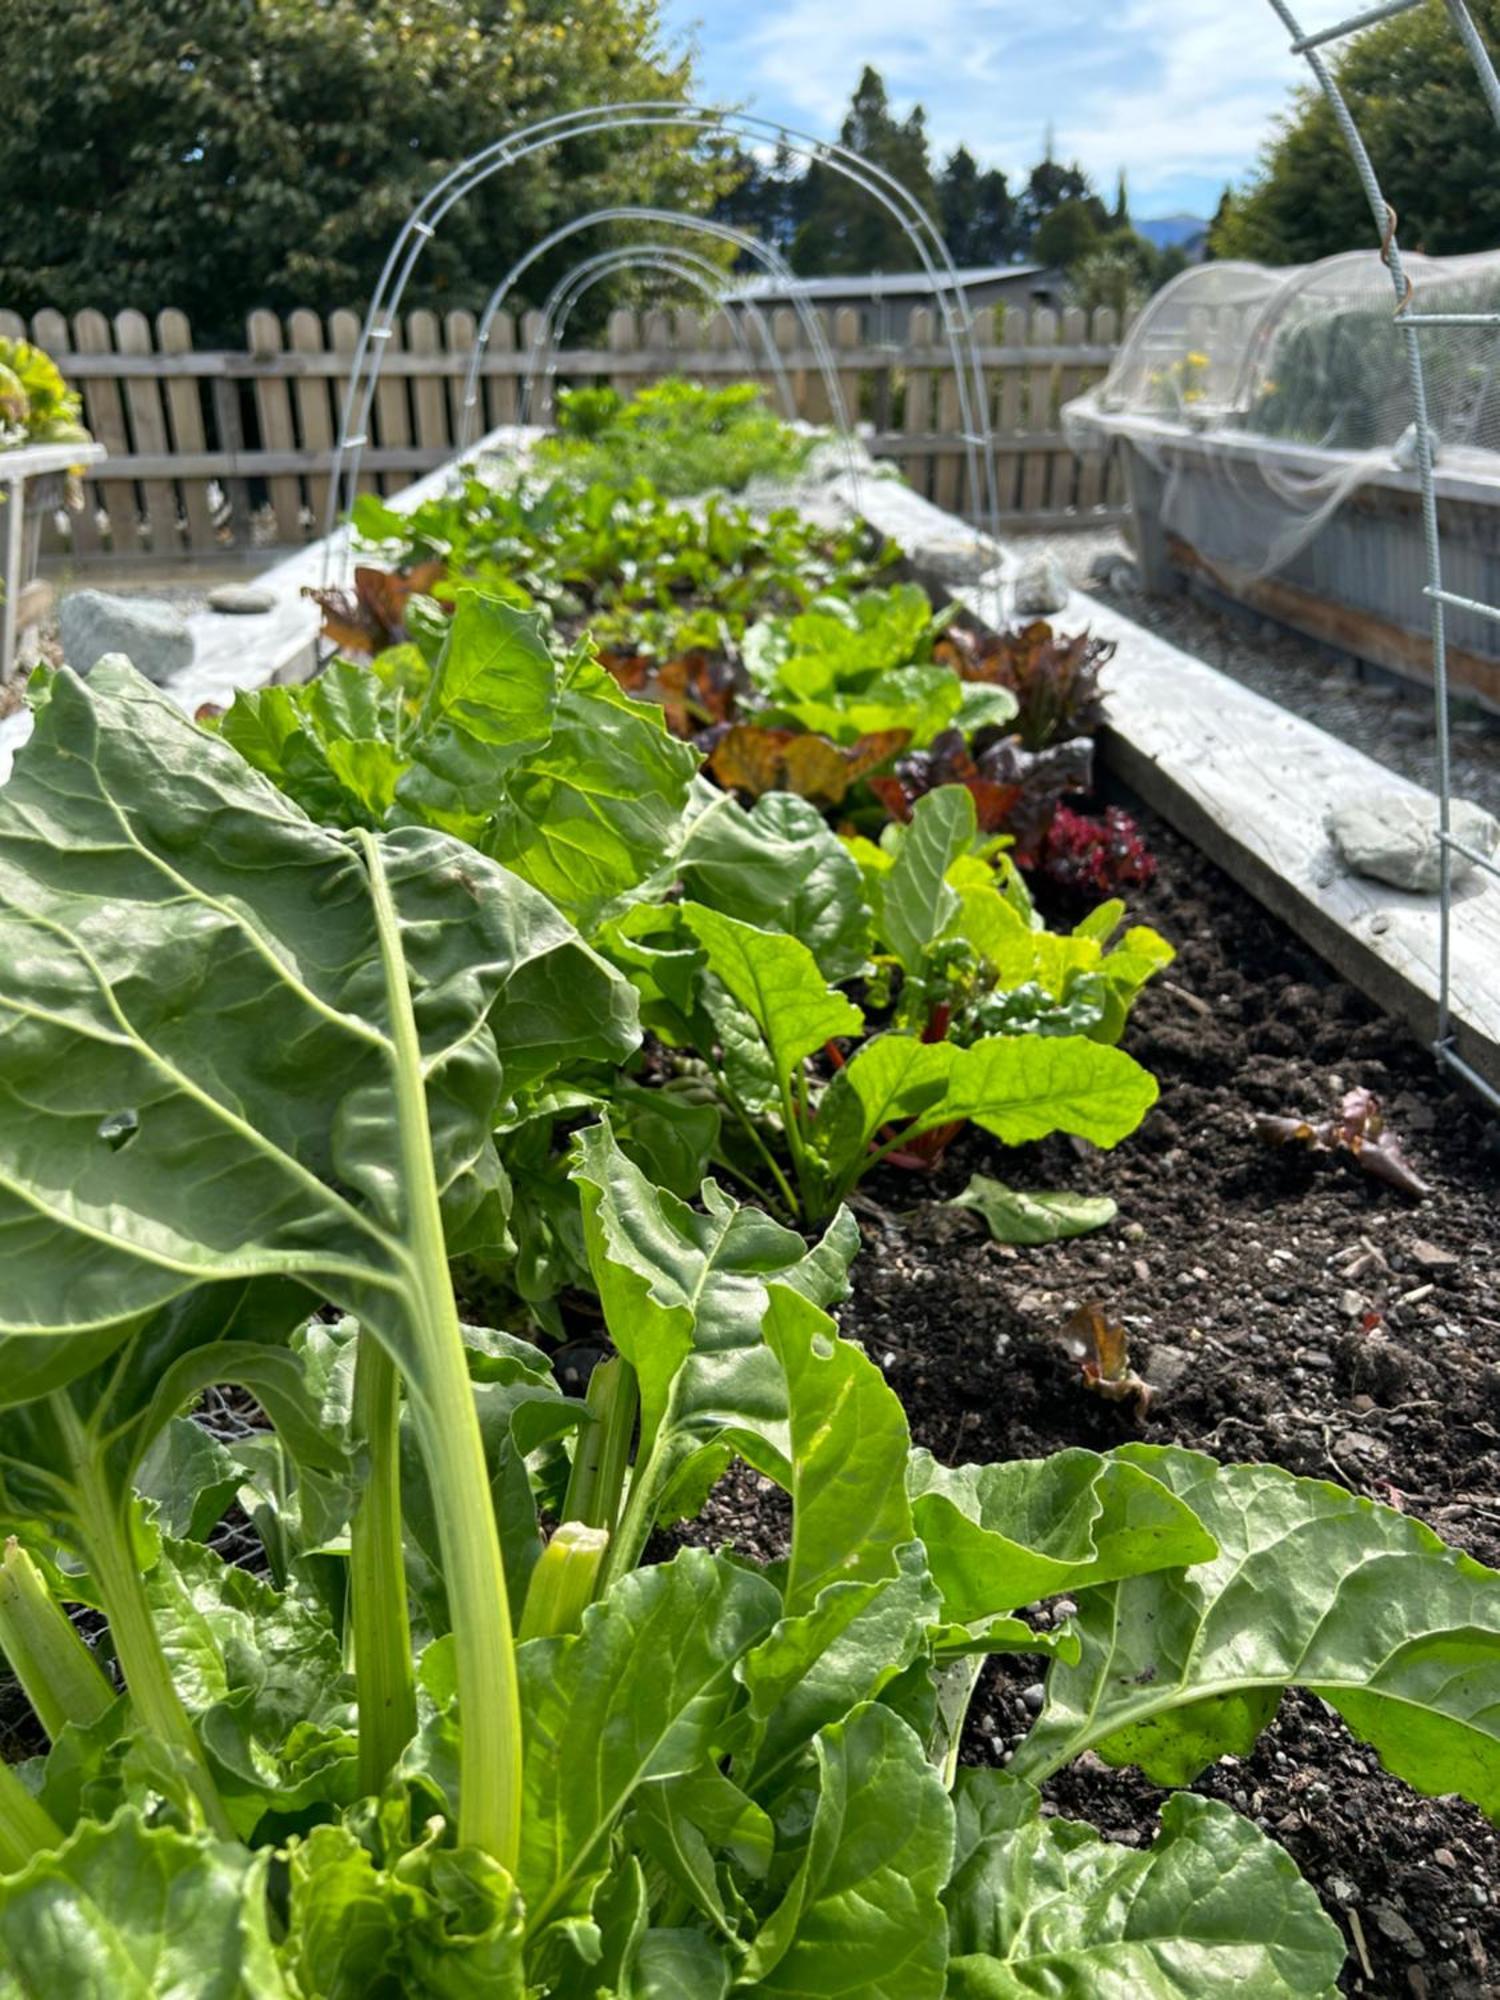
1065,250,1500,582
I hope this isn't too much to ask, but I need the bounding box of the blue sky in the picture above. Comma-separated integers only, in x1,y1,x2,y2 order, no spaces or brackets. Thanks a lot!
658,0,1313,221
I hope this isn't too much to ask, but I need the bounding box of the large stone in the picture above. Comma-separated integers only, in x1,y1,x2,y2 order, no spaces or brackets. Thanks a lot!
207,582,275,616
1327,790,1499,893
908,528,1002,585
58,589,193,685
1011,551,1070,618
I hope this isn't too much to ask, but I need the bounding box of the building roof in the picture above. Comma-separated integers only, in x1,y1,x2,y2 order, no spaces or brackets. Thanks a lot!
725,264,1053,302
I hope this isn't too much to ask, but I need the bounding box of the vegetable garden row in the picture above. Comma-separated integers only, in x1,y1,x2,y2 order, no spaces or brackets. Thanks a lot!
0,380,1494,1996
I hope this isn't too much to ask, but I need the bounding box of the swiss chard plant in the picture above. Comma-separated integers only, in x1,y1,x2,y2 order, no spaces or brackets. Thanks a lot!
600,890,1160,1222
1,1039,1496,1997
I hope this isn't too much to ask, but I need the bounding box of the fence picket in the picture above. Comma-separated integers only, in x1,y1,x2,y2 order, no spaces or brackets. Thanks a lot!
289,310,335,528
901,306,934,496
73,311,137,557
247,309,304,544
3,301,1127,561
158,310,218,552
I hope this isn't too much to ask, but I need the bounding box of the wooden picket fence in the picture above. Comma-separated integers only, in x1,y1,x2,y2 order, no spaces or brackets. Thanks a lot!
1,300,1128,565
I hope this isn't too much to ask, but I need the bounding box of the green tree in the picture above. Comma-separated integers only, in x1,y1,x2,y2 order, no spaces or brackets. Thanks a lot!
0,0,720,343
1034,197,1105,271
937,146,1016,264
1210,0,1500,262
792,66,936,273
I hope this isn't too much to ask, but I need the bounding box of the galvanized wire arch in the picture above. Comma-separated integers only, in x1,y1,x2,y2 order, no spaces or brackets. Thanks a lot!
327,102,999,544
1266,0,1500,1108
452,206,841,457
513,245,796,429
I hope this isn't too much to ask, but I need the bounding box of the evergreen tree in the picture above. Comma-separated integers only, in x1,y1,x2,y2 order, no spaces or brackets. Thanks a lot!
791,66,936,272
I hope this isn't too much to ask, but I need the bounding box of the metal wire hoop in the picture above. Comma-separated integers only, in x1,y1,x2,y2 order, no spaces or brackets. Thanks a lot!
513,245,794,427
326,102,999,550
449,205,848,463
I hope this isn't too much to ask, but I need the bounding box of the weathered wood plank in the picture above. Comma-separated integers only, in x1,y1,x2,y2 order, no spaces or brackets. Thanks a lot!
247,309,304,543
74,311,138,554
157,310,218,552
288,310,335,530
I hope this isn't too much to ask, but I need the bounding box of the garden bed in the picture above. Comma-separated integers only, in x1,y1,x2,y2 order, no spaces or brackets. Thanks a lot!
3,380,1497,1998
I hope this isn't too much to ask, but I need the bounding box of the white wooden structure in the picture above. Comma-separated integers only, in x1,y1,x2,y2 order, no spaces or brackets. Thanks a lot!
0,439,106,682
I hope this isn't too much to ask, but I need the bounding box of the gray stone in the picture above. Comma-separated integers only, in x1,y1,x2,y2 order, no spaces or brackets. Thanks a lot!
1011,551,1070,618
207,583,275,616
58,589,193,685
1327,790,1499,893
909,530,1000,584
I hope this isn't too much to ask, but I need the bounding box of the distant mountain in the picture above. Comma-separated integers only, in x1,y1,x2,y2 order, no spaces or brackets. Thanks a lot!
1137,214,1209,252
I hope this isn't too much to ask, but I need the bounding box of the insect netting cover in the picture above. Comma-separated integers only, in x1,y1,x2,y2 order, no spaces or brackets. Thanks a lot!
1064,250,1500,579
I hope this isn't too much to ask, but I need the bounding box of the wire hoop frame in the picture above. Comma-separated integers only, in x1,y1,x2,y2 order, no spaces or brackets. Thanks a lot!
450,205,848,459
326,101,1000,549
513,245,795,427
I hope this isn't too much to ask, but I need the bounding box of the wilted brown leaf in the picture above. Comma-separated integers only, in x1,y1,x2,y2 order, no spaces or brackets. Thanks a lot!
304,560,451,656
1058,1303,1154,1413
710,724,908,806
1254,1086,1429,1199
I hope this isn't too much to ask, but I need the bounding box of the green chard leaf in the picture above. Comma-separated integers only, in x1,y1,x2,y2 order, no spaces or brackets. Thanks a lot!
1011,1444,1500,1817
480,637,701,933
739,1704,953,2000
811,1033,1158,1200
877,784,976,975
908,1448,1217,1631
944,1176,1117,1246
944,1776,1343,2000
569,1121,858,1557
0,659,638,1867
677,791,871,984
279,1820,526,2000
738,1289,937,1793
0,1808,290,2000
517,1548,781,1946
680,904,862,1080
224,594,700,935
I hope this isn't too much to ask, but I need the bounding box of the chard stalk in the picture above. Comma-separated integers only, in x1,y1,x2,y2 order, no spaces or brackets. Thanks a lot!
54,1399,233,1840
0,1539,114,1743
561,1356,636,1539
356,828,522,1872
0,1758,61,1876
597,1429,697,1596
518,1523,609,1641
350,1332,417,1796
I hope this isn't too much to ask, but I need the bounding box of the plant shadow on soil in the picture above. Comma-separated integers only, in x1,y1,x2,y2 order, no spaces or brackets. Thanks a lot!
682,789,1500,2000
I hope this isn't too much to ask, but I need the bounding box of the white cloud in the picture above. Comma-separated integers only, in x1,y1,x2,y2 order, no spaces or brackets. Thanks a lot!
663,0,1311,213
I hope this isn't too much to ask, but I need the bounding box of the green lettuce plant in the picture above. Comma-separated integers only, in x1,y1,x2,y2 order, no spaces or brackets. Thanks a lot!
533,376,816,496
851,783,1175,1045
743,582,1018,749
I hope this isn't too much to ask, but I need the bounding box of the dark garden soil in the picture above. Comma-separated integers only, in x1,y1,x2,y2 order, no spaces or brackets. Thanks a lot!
687,791,1500,1999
